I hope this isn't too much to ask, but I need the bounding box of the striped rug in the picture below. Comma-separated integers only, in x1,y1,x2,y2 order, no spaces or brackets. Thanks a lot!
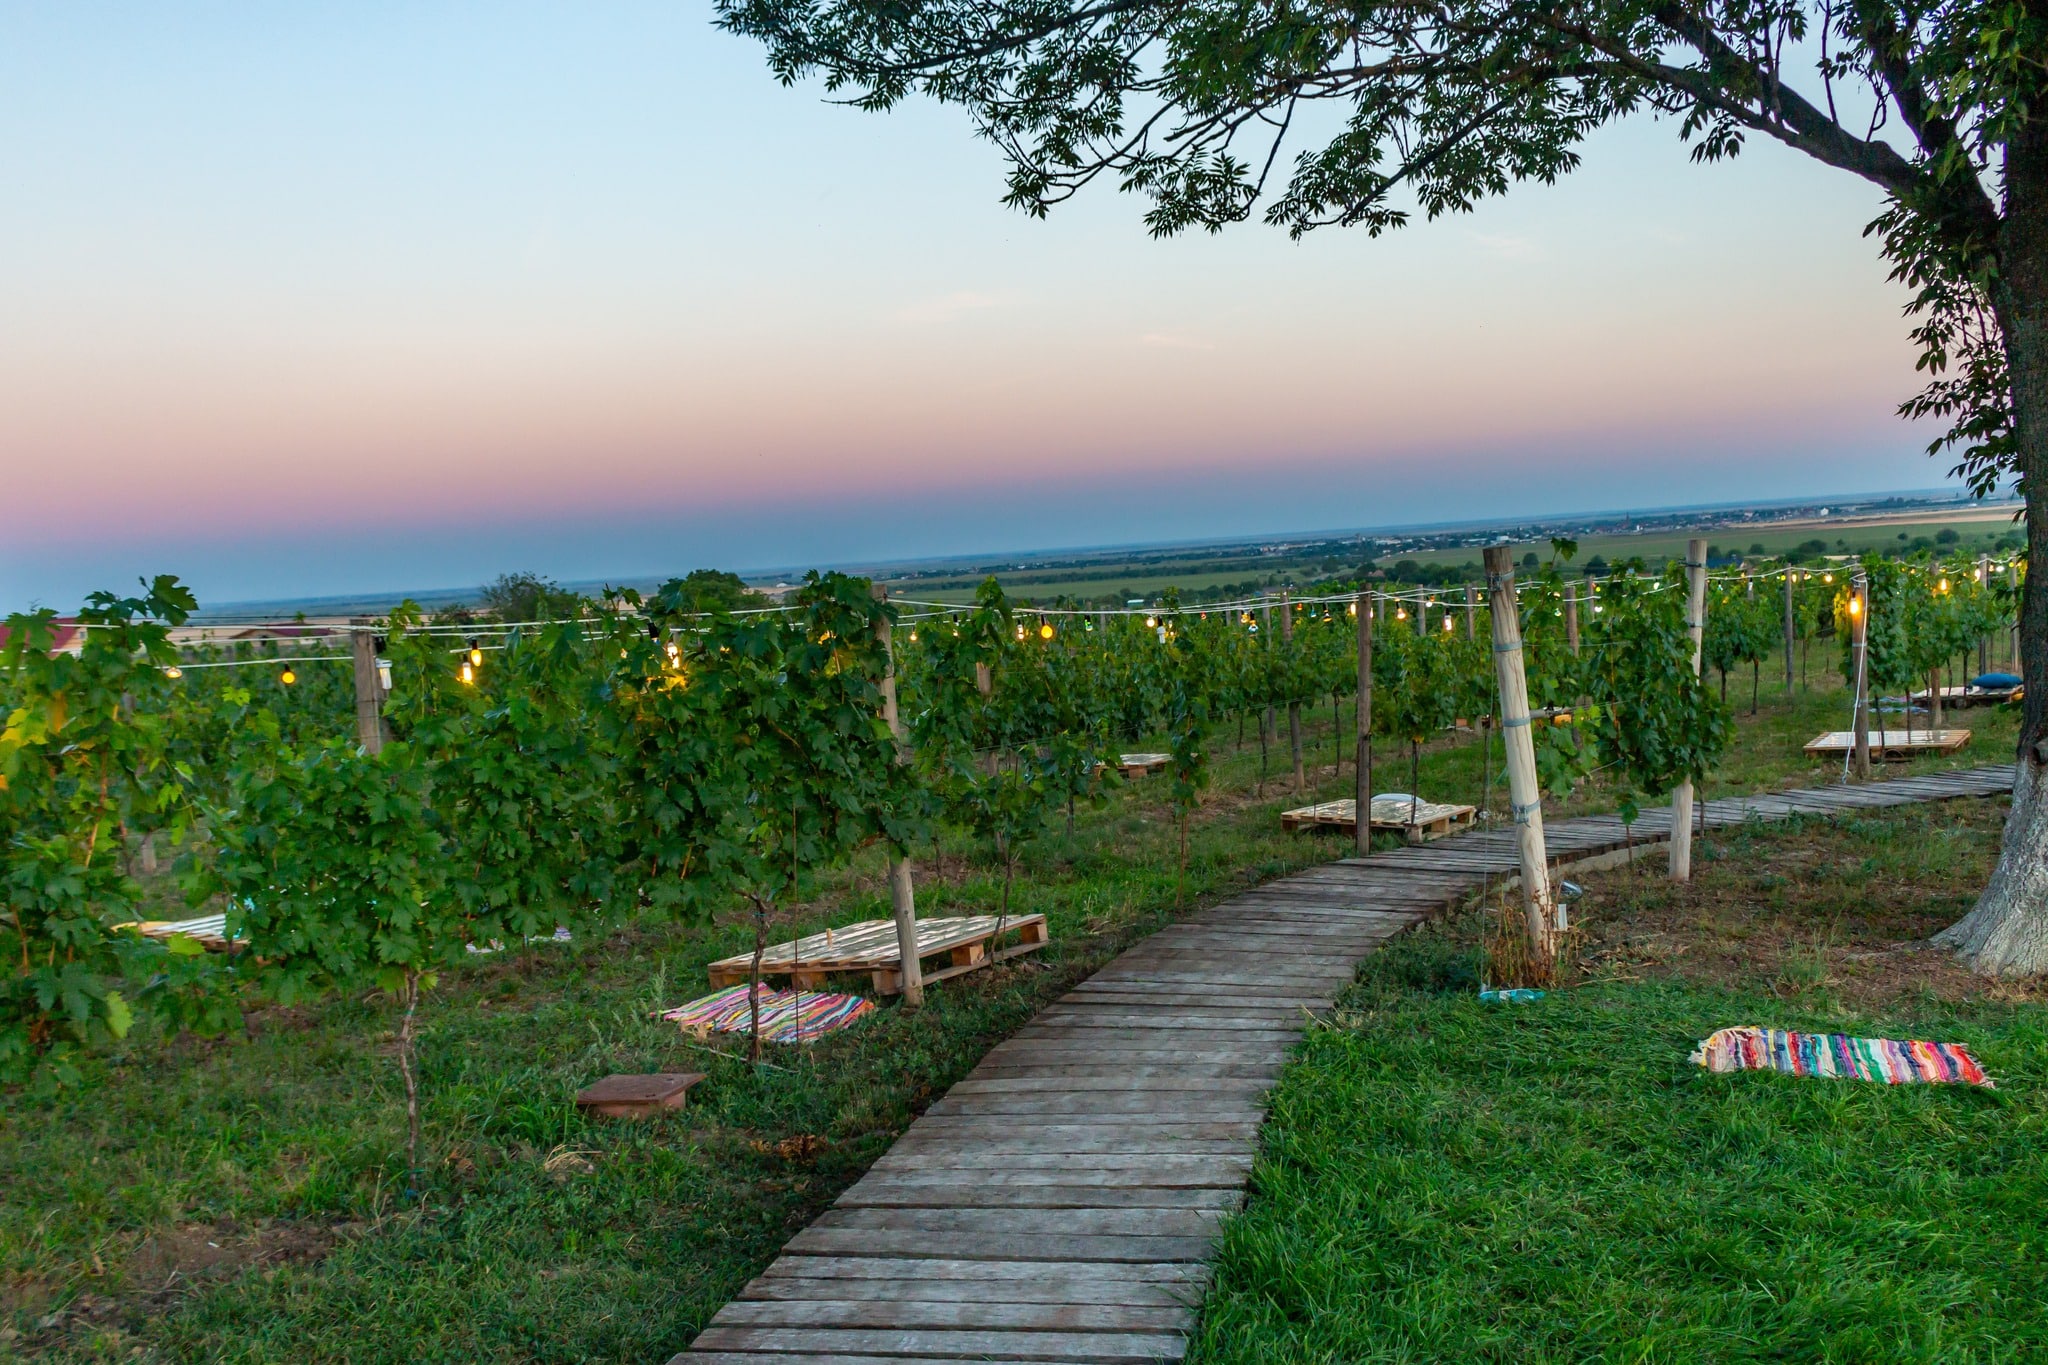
658,984,874,1045
1692,1026,1992,1087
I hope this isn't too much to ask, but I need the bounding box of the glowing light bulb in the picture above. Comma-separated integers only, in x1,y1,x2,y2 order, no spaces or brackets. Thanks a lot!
1040,622,1054,640
1145,616,1157,628
1395,608,1407,621
1442,617,1453,632
460,662,474,683
1939,577,1950,593
908,630,918,642
1346,604,1356,616
163,665,183,680
1848,596,1863,618
1823,573,1834,583
279,667,297,685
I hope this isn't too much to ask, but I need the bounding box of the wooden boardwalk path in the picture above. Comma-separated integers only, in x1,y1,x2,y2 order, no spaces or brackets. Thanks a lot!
677,764,2014,1365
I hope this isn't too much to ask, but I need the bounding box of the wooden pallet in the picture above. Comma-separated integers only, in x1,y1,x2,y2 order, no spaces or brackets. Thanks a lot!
707,915,1050,996
1804,728,1973,760
575,1072,705,1119
1116,752,1172,778
1280,796,1479,842
116,912,238,952
1909,685,2018,710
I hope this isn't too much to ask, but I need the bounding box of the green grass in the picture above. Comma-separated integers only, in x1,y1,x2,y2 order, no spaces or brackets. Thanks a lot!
1190,808,2048,1365
0,675,2024,1362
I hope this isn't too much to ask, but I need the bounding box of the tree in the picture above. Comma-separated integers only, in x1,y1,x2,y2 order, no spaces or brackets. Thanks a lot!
717,0,2048,974
477,572,581,625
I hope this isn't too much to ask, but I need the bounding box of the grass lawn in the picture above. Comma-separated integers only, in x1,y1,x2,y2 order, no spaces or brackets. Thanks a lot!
1191,801,2048,1365
0,673,2024,1362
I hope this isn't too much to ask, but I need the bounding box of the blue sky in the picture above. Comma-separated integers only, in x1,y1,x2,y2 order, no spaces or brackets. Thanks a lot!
0,2,1960,609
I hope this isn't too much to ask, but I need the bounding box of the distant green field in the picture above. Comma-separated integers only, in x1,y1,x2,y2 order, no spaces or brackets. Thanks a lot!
887,507,2023,605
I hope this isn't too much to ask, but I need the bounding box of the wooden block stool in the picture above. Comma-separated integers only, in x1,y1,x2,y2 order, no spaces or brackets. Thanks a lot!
574,1072,706,1120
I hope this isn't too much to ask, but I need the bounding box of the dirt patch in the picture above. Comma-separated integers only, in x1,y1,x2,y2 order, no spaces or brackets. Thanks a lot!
1564,799,2047,1007
11,1217,349,1354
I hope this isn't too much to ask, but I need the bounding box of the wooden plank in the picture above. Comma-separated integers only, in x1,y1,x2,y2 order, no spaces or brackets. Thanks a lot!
710,1299,1194,1331
753,1255,1209,1283
835,1183,1244,1210
738,1275,1202,1307
781,1228,1219,1263
688,1326,1188,1363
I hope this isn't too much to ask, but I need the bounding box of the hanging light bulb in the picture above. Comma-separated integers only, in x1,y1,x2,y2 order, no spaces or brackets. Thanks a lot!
279,666,297,685
467,639,484,667
1824,572,1834,583
1040,622,1054,640
163,665,183,680
1848,595,1863,617
908,629,918,642
460,661,475,683
1145,616,1157,628
1395,608,1407,621
1938,577,1951,593
377,660,392,691
1442,616,1453,632
1346,603,1356,616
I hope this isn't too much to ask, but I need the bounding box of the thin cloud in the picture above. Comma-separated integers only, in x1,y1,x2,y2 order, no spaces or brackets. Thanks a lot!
890,290,1014,324
1466,231,1542,261
1139,331,1215,351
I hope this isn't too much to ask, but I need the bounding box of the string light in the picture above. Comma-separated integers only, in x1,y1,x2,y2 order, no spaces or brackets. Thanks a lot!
1441,616,1453,632
279,667,297,685
1039,622,1054,640
1848,595,1863,617
1395,608,1407,621
460,661,475,684
1145,616,1157,628
467,639,484,667
908,630,918,642
1938,577,1951,593
163,666,183,680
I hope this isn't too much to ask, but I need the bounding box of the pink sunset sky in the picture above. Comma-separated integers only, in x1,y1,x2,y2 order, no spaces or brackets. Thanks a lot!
1,4,1959,609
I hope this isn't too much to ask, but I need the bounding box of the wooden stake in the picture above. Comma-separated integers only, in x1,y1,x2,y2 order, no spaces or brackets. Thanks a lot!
1669,539,1708,881
1418,593,1430,637
1281,589,1304,790
1563,583,1580,655
1481,547,1554,966
1464,585,1476,639
349,618,385,755
1851,572,1873,780
1354,592,1373,856
1782,569,1796,693
873,586,924,1008
1979,554,1991,676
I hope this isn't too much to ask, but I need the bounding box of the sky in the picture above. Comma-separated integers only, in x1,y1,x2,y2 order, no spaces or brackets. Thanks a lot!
0,3,1971,610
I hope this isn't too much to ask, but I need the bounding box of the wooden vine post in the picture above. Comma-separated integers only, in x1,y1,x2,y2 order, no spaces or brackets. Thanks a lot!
1353,591,1373,856
872,587,925,1008
1280,589,1305,789
1260,592,1276,757
1669,539,1708,881
349,617,385,755
1418,593,1430,636
1463,585,1476,639
1782,569,1796,692
1563,583,1580,655
1481,547,1554,966
1979,554,1992,676
1850,571,1873,780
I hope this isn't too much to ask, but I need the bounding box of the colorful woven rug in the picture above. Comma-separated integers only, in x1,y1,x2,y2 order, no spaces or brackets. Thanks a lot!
1691,1026,1992,1087
658,984,874,1045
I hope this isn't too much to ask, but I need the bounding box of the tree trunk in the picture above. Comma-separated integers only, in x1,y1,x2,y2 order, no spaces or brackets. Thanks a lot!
398,969,422,1186
1941,127,2048,977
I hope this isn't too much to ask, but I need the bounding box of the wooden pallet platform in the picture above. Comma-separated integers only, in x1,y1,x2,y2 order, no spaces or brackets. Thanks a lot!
1280,796,1478,842
1804,728,1973,759
1117,753,1172,778
1909,685,2018,710
707,915,1050,995
674,765,2013,1365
